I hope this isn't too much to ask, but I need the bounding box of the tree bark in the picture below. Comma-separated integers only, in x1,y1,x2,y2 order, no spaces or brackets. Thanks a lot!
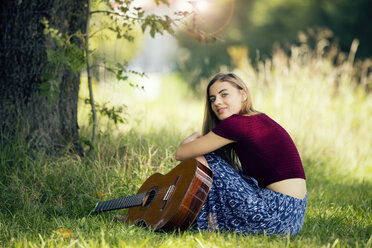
0,0,87,155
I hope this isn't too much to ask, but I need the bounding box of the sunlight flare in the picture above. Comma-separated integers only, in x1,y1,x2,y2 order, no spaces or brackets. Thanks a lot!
194,0,210,14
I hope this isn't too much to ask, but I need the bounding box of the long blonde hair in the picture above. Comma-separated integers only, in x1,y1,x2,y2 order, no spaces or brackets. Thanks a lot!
202,72,257,170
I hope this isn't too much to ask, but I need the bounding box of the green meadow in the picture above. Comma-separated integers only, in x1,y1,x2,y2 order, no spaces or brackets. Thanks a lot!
1,41,371,247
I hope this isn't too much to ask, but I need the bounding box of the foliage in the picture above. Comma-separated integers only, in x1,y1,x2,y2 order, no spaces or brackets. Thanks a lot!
83,99,128,125
39,0,190,149
177,0,372,88
42,18,86,74
41,18,86,104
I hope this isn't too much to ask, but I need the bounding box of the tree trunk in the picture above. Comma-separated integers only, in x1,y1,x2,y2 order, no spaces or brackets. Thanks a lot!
0,0,87,155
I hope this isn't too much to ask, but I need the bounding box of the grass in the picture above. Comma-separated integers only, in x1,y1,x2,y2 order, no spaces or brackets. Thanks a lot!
1,38,372,247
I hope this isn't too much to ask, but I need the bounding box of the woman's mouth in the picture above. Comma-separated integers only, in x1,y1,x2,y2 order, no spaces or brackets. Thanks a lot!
217,108,227,115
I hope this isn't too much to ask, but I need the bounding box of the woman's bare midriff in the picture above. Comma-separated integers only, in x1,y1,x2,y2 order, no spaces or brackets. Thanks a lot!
196,156,307,199
266,178,307,199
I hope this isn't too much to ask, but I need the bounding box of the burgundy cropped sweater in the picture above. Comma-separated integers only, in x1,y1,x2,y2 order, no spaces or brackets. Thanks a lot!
212,114,306,188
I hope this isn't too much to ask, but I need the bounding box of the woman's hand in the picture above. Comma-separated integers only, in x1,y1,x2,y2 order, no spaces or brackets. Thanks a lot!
175,131,234,161
180,132,202,145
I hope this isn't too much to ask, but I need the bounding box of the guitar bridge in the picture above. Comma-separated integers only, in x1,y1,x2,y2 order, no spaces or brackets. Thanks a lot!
163,185,175,201
160,176,179,211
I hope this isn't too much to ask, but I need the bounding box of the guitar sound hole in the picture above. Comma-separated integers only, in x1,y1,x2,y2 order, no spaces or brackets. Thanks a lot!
143,189,156,207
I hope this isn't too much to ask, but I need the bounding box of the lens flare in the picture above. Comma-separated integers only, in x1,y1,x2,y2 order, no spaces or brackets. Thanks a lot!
195,0,210,13
183,0,235,39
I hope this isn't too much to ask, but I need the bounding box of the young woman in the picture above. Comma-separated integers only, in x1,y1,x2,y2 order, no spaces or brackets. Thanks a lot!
176,72,307,235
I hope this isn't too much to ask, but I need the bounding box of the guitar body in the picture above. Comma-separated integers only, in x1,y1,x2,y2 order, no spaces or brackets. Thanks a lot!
126,159,213,232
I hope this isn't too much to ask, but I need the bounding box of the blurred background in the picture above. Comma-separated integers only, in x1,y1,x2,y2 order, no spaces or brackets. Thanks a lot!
79,0,372,181
87,0,372,89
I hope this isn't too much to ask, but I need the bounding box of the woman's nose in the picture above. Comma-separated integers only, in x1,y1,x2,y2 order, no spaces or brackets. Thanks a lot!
213,97,222,106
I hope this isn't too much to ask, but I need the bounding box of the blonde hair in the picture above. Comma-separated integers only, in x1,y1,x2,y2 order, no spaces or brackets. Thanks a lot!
202,72,257,170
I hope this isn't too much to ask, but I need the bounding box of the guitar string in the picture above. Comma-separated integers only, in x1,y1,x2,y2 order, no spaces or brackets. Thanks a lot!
97,185,180,211
105,195,136,210
102,196,125,210
100,193,146,211
98,173,212,211
99,187,165,211
97,169,212,211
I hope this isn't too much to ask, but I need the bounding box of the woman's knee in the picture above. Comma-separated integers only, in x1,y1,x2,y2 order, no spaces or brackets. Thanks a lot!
195,155,210,169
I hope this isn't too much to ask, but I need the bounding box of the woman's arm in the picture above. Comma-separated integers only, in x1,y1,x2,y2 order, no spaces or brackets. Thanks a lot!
175,131,234,161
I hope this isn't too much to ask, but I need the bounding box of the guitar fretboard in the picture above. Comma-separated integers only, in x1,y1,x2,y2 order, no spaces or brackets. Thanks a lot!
94,192,147,213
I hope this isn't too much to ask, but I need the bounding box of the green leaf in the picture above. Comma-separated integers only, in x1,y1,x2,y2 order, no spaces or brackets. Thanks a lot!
150,27,155,38
141,23,147,33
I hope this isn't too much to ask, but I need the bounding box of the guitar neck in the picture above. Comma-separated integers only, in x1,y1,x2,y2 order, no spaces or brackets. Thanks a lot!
93,192,146,213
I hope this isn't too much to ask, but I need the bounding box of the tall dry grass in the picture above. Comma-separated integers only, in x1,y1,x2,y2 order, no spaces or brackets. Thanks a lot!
228,31,372,181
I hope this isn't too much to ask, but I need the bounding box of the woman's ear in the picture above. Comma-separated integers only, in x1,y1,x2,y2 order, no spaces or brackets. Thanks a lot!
241,90,248,101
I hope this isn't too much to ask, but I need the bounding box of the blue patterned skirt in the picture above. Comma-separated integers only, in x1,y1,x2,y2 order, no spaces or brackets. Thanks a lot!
193,152,307,236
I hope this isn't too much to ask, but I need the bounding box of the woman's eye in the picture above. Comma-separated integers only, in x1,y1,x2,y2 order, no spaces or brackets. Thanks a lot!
222,93,228,97
209,98,215,103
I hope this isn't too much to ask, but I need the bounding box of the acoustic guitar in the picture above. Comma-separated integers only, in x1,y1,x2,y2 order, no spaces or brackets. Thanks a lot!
93,158,213,232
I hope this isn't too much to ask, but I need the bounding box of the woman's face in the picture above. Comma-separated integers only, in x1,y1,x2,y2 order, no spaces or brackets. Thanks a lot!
208,80,246,120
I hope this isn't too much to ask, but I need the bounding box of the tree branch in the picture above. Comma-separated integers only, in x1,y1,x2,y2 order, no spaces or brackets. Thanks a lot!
86,0,98,152
89,10,117,15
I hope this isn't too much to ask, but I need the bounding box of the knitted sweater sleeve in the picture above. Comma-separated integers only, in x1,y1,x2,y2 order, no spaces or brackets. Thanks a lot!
211,114,243,142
